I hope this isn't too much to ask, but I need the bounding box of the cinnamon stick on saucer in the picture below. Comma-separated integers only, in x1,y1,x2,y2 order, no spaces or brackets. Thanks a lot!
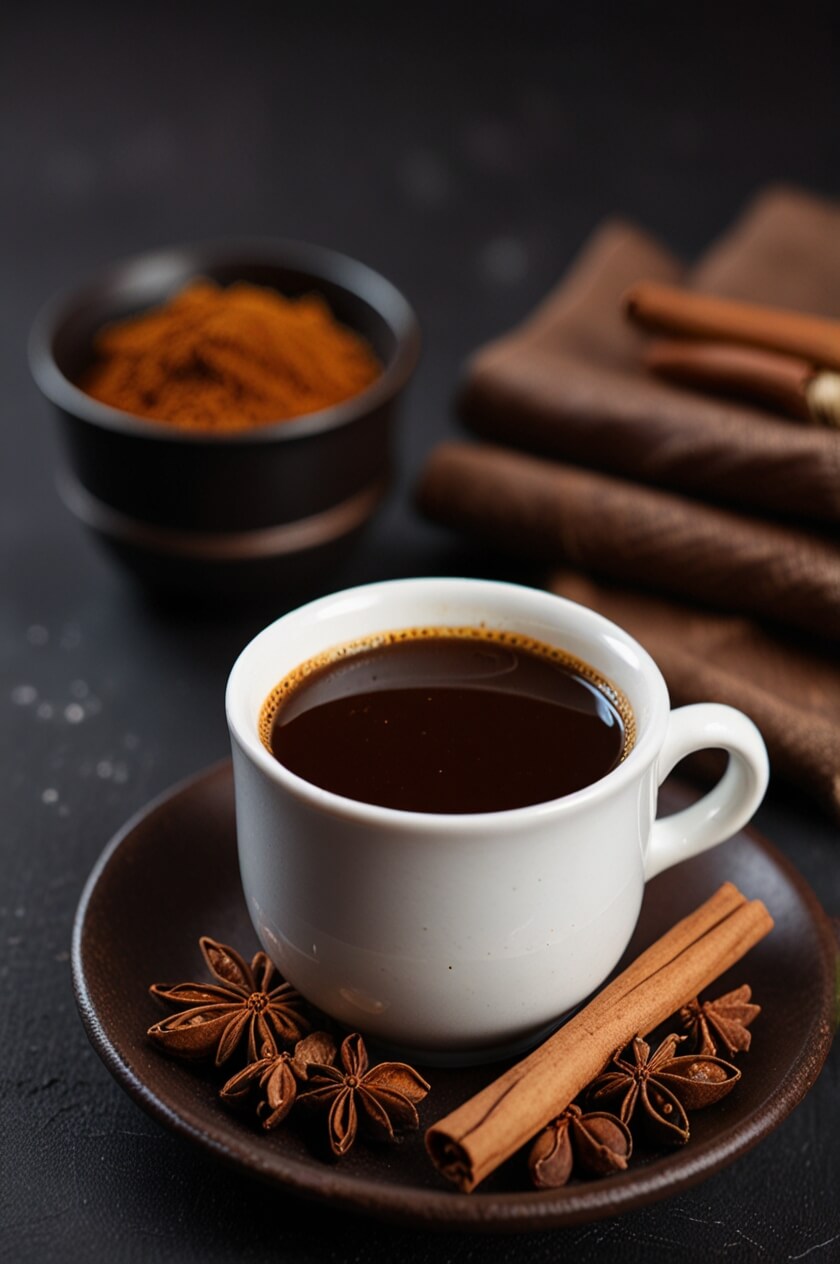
624,281,840,372
426,883,773,1193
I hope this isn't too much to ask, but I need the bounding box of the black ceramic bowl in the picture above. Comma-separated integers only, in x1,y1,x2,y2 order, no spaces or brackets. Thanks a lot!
29,241,420,599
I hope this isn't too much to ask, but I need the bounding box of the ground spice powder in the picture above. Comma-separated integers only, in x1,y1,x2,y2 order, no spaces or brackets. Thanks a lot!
80,280,382,431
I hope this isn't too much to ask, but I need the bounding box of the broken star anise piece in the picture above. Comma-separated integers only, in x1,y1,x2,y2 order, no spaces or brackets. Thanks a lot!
589,1034,740,1146
680,985,761,1057
220,1031,337,1130
298,1032,430,1158
529,1103,632,1189
147,935,310,1067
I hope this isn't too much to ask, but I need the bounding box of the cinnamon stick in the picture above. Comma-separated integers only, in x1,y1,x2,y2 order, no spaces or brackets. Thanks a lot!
425,884,773,1192
624,281,840,372
644,339,815,422
644,340,840,430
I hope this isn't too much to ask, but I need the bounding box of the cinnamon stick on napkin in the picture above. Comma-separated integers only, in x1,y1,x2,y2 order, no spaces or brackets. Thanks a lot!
624,280,840,372
625,285,840,427
458,188,840,525
643,341,819,424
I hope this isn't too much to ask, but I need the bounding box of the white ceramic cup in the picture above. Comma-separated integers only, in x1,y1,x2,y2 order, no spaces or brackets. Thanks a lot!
226,577,768,1064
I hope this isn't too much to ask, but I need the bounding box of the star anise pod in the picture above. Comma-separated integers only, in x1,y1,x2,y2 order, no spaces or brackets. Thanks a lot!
298,1032,430,1157
529,1103,632,1188
680,985,760,1057
220,1031,337,1129
147,936,310,1066
589,1034,741,1146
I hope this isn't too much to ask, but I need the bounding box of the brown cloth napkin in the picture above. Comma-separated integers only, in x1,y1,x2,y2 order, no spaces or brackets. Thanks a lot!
459,187,840,525
417,441,840,814
416,441,840,642
417,186,840,817
550,570,840,822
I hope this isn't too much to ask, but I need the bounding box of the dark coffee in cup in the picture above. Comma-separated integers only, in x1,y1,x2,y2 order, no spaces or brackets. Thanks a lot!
259,628,632,814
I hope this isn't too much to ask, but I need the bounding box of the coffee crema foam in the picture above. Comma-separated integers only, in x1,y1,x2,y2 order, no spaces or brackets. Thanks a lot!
258,625,636,762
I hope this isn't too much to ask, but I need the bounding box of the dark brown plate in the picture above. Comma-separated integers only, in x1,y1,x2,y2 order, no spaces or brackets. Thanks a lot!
71,762,837,1232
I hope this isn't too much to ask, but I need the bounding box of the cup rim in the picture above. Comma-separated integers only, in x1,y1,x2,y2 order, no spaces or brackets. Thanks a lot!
225,577,671,832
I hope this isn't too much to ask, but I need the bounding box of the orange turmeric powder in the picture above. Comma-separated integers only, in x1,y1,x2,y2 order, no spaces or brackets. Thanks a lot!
80,280,382,431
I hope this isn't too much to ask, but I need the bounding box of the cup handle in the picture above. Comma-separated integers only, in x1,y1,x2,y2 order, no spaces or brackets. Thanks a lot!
645,704,769,880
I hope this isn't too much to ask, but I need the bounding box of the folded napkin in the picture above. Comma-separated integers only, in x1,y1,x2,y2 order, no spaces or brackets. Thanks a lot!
458,187,840,525
643,341,817,423
416,442,840,642
417,186,840,817
550,571,840,823
416,442,840,814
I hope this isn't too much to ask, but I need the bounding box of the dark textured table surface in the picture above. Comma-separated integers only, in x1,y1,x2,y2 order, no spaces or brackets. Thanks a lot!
2,4,838,1260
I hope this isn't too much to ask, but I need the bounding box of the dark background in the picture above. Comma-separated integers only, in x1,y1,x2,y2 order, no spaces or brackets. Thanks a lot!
2,3,838,1260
